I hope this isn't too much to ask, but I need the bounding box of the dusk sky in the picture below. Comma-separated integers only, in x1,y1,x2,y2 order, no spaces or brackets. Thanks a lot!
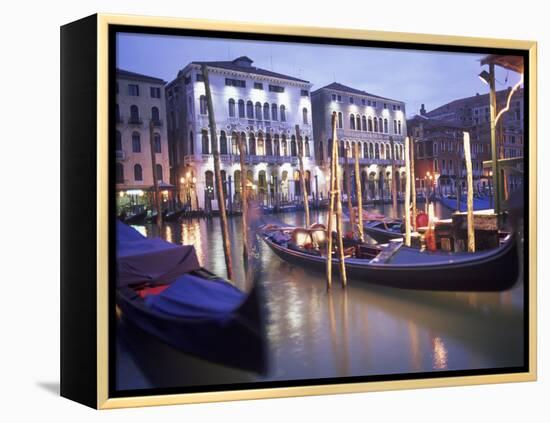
117,33,522,115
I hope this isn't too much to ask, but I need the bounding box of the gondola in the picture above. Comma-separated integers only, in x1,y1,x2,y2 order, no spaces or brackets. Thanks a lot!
439,194,492,212
116,221,266,373
123,210,148,225
258,221,518,291
363,218,406,243
343,207,404,244
164,208,187,222
145,209,168,223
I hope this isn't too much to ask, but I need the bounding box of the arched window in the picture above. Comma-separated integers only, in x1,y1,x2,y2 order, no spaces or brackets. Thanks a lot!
151,106,160,122
220,131,228,154
364,142,368,158
257,133,265,155
189,131,194,155
304,137,310,157
386,144,390,159
373,117,379,132
234,170,241,194
291,136,297,157
238,100,245,118
199,95,207,115
255,102,262,120
274,135,280,156
228,99,236,117
263,103,270,120
153,133,161,153
294,170,301,196
246,101,254,119
368,116,373,131
155,164,163,182
130,105,140,123
280,105,286,122
258,170,267,196
302,107,308,125
340,141,345,158
241,132,247,154
281,135,288,156
384,118,389,133
350,114,355,130
398,121,402,134
134,164,143,181
356,115,361,131
115,104,121,122
115,131,122,151
393,120,398,134
231,132,239,155
115,163,124,183
271,103,278,121
248,133,256,155
338,112,343,128
375,143,380,159
205,171,214,198
201,130,209,154
131,132,141,153
362,115,367,131
266,134,273,156
220,170,227,197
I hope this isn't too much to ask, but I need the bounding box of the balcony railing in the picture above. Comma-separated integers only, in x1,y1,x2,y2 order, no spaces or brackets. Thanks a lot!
115,150,126,161
338,157,404,166
128,116,143,125
189,153,301,166
151,119,163,127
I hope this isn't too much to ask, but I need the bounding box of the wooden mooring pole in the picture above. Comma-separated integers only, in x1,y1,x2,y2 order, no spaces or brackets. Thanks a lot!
296,125,310,228
326,112,347,290
390,137,398,217
404,137,411,247
410,136,417,230
344,144,354,227
238,133,249,260
463,131,475,253
353,142,364,242
149,119,163,227
202,64,233,279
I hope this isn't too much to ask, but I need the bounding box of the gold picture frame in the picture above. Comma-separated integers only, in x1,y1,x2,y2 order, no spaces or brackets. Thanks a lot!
61,13,537,409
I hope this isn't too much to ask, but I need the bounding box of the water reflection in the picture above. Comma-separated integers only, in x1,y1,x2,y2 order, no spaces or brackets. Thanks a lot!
119,206,524,391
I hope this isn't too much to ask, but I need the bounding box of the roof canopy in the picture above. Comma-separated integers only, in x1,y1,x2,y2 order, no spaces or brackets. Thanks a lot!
481,55,524,74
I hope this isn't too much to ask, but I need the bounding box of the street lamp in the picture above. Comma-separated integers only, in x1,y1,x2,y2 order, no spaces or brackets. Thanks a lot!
478,70,491,85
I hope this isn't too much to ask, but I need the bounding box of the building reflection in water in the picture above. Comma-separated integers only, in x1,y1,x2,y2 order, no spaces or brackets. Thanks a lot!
432,336,449,370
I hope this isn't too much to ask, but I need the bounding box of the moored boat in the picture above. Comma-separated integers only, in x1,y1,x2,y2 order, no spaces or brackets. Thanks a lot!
258,221,518,291
116,221,266,373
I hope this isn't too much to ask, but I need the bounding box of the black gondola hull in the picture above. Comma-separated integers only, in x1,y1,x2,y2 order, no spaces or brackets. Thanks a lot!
261,234,519,292
116,278,267,374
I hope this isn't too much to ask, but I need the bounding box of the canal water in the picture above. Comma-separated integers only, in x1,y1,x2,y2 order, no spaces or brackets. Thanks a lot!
116,203,524,391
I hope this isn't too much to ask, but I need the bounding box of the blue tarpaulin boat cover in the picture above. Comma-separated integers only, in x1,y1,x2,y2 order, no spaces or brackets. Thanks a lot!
145,274,245,320
116,221,201,287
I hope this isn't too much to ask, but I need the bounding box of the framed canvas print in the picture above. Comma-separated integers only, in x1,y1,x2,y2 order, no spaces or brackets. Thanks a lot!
60,14,537,409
